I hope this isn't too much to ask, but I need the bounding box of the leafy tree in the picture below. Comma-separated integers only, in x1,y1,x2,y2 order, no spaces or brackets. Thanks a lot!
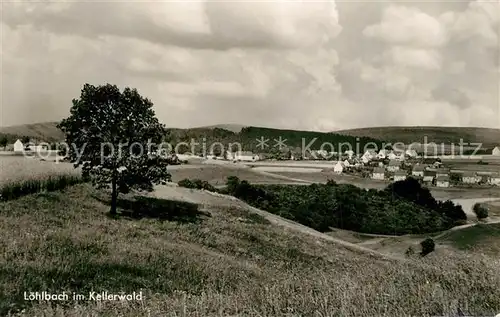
21,136,30,144
57,83,171,215
0,136,7,150
420,238,435,256
473,203,489,220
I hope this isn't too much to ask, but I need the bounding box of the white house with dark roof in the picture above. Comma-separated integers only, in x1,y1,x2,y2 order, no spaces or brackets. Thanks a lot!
393,170,408,182
235,151,259,162
13,139,24,153
372,167,385,180
412,165,425,177
492,146,500,156
405,149,418,158
436,168,450,178
386,160,401,172
490,173,500,186
333,161,344,174
436,175,450,187
462,171,480,184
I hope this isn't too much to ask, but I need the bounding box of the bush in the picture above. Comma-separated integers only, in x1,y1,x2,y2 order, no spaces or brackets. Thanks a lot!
420,238,435,256
473,203,489,220
405,246,415,257
177,178,218,192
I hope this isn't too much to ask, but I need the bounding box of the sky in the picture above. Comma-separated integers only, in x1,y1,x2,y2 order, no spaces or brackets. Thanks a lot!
0,0,499,131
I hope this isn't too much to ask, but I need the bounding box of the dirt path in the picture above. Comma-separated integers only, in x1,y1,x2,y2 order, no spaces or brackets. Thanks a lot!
151,184,401,262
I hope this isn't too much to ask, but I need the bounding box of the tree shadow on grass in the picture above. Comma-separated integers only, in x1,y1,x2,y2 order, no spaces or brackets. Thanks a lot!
95,195,210,223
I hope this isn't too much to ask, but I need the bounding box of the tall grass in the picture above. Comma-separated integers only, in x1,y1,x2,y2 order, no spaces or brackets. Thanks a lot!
0,174,86,201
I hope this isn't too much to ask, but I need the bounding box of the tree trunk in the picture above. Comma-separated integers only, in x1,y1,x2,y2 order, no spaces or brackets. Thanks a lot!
110,176,117,215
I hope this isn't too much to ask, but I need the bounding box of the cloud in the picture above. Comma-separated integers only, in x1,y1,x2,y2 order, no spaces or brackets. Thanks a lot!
363,5,448,47
0,0,498,130
431,84,472,109
2,0,341,50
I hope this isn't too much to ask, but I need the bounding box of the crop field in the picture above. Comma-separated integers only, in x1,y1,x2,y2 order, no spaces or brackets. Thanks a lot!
169,165,293,185
446,162,500,173
0,156,79,186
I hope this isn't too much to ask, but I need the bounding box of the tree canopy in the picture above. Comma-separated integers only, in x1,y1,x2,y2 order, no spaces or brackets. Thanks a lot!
57,83,171,215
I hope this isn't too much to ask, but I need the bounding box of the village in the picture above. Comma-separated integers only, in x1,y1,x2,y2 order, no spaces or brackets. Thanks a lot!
4,137,500,189
202,146,500,189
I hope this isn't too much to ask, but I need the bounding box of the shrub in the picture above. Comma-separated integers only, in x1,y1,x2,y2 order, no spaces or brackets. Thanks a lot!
473,203,489,220
420,238,435,256
405,246,415,257
177,178,218,192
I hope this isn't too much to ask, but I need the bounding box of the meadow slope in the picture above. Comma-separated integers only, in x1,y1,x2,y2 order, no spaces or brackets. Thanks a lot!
1,184,500,316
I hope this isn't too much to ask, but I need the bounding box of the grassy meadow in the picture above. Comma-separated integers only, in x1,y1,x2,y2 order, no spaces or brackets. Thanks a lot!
1,184,500,316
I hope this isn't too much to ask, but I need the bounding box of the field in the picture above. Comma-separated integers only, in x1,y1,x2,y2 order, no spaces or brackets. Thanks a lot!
0,156,79,186
336,126,500,148
1,184,500,316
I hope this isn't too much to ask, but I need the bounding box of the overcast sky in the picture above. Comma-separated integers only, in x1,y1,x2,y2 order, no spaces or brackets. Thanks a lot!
1,0,499,131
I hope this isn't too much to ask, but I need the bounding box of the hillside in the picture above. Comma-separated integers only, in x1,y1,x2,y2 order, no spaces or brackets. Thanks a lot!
335,126,500,148
193,124,246,133
0,122,64,142
1,184,500,316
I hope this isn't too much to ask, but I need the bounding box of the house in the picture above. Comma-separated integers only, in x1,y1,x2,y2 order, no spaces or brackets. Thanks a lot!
387,152,397,160
393,170,408,182
412,164,425,177
344,150,354,158
436,175,450,188
333,161,344,174
343,160,351,168
372,167,385,180
489,173,500,186
436,168,450,178
423,170,436,184
462,171,480,184
377,149,388,159
492,146,500,156
386,160,401,172
13,139,24,153
235,151,259,162
363,149,377,160
405,149,418,158
361,156,370,164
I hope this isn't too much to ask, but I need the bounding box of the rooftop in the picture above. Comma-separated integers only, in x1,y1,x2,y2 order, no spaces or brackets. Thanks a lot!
388,160,401,166
394,170,408,176
373,167,385,174
436,175,450,181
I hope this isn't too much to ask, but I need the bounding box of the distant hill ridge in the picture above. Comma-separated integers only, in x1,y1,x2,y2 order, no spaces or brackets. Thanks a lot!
0,122,382,152
335,126,500,148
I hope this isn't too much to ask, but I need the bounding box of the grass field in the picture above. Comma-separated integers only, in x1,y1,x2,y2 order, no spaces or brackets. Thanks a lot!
170,165,299,186
436,224,500,253
1,184,500,316
0,156,79,186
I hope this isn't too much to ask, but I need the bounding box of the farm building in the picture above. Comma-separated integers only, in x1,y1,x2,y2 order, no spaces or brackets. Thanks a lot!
436,175,450,188
361,156,370,164
412,165,425,177
363,149,377,160
333,161,344,174
343,160,351,168
436,168,450,178
423,170,436,184
13,139,24,153
235,151,259,162
462,171,480,184
377,149,388,159
492,146,500,156
387,152,397,160
393,170,408,182
344,150,354,158
386,160,401,172
490,173,500,186
372,167,385,180
405,149,418,158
